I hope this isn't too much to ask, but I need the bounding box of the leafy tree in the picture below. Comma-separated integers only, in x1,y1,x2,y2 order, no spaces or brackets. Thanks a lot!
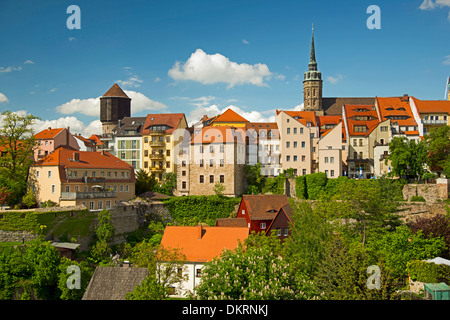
283,201,333,277
314,235,399,300
126,241,186,300
135,169,157,196
58,258,93,300
243,163,265,194
0,111,39,205
192,232,318,300
90,209,115,263
366,225,447,279
155,172,177,196
22,188,36,208
213,182,226,197
424,125,450,176
387,136,429,180
409,214,450,259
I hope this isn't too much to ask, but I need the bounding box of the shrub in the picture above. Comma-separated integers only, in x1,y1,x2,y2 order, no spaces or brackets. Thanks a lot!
411,196,426,202
406,260,450,284
305,172,327,200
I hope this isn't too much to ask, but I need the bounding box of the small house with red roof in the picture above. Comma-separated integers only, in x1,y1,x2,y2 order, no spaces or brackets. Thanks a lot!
34,127,80,161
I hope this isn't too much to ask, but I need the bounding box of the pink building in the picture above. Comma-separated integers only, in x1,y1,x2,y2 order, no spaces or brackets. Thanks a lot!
34,127,79,161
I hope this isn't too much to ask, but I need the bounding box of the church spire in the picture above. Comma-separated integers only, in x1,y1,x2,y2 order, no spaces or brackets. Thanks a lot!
308,26,318,71
303,25,323,113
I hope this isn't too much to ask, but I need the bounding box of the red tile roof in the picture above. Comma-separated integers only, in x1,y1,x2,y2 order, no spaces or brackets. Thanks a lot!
141,113,186,135
33,146,134,170
376,96,417,127
160,226,249,262
411,97,450,114
344,104,380,136
35,128,64,140
212,108,249,124
102,83,129,98
242,194,290,220
283,111,318,127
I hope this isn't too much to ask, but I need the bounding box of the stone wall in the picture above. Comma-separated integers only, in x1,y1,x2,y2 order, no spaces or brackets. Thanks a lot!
0,230,38,243
402,180,449,203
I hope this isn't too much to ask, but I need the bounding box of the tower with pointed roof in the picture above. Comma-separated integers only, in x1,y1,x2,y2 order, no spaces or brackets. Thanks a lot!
303,27,323,114
100,83,131,135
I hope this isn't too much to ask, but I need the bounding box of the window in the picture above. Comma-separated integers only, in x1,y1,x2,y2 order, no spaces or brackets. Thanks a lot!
120,185,124,192
182,170,186,176
106,201,111,209
210,145,214,153
144,137,148,143
353,139,357,147
220,159,224,167
166,136,171,143
302,155,306,162
331,170,335,177
144,161,148,168
260,222,266,230
166,161,171,168
242,210,245,215
98,201,103,210
89,201,94,210
65,186,70,192
199,175,204,183
283,227,289,237
209,159,214,167
287,128,290,134
286,141,290,148
220,175,225,183
302,169,307,175
359,139,363,147
325,157,329,163
330,157,334,164
275,227,281,236
36,171,40,178
196,269,202,278
293,141,298,148
182,181,186,189
286,155,290,162
200,146,204,153
182,160,186,167
51,185,55,193
325,170,329,177
199,159,204,167
293,155,297,162
209,175,214,183
293,127,297,134
300,128,303,134
220,145,224,153
166,150,170,156
125,185,129,192
48,171,52,178
301,141,305,148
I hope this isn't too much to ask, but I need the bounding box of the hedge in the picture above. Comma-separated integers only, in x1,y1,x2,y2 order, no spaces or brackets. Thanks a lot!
161,195,241,226
406,260,450,284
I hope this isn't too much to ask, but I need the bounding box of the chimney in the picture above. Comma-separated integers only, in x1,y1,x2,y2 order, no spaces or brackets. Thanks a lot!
122,260,131,268
101,150,105,156
48,127,51,130
73,152,79,162
197,226,204,240
401,94,409,102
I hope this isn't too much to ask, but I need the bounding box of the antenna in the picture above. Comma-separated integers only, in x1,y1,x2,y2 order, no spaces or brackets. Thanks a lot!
445,77,450,101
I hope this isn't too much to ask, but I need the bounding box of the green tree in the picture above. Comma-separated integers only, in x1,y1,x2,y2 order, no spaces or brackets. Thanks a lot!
192,232,318,300
366,225,447,280
126,242,186,300
425,125,450,176
243,163,265,194
155,172,177,196
314,235,399,300
283,201,332,277
0,111,39,205
58,258,93,300
213,182,226,197
387,136,429,180
22,188,36,208
135,169,157,196
90,209,115,263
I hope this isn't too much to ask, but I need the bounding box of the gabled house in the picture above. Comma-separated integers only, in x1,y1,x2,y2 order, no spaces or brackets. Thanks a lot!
34,127,79,161
266,203,294,243
159,226,249,297
235,194,290,234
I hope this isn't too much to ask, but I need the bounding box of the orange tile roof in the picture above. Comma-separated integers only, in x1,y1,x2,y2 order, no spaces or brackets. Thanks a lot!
411,97,450,114
142,113,186,135
33,146,134,170
160,226,249,262
344,104,380,136
35,128,64,140
191,126,246,144
376,96,417,127
283,111,318,127
88,134,104,146
102,83,129,98
212,108,249,123
242,194,290,220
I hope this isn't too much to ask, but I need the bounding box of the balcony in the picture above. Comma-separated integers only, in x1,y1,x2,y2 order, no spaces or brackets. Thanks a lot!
148,153,164,160
100,134,114,141
60,191,116,200
422,119,447,125
149,140,165,147
149,130,166,136
81,177,106,184
149,166,165,172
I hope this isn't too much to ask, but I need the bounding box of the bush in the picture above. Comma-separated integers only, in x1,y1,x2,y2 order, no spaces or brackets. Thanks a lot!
162,195,241,225
411,196,426,202
406,260,450,284
305,172,327,200
295,175,307,199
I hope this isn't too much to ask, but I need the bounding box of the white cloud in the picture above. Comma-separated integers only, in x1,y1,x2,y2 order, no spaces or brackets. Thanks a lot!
56,90,168,117
116,75,143,88
68,37,76,41
326,74,344,84
168,49,273,88
154,77,161,83
242,39,250,45
189,96,216,108
0,65,22,73
24,60,34,65
419,0,450,20
49,88,58,93
444,55,450,65
0,93,8,104
33,117,102,137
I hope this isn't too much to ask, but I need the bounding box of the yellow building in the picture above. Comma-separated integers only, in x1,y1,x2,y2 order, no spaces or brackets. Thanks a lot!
410,97,450,136
141,113,187,180
28,147,136,209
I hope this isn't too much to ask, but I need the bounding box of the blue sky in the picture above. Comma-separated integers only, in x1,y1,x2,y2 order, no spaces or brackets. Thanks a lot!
0,0,449,135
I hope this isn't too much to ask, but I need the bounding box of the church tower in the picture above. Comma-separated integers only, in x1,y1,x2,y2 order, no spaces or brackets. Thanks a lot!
303,27,323,113
100,83,131,136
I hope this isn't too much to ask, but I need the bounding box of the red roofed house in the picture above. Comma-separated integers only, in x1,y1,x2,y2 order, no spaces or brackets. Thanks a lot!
266,203,295,243
235,194,290,234
409,96,450,136
28,147,135,209
34,127,80,161
160,226,249,297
